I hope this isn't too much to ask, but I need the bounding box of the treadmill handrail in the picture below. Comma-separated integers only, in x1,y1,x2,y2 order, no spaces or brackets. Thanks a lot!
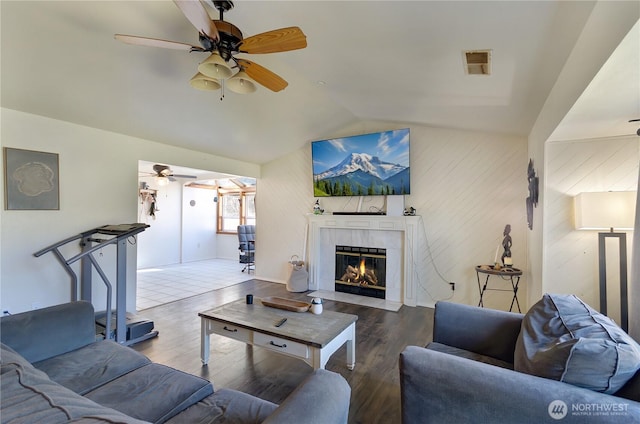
65,236,120,265
33,234,83,257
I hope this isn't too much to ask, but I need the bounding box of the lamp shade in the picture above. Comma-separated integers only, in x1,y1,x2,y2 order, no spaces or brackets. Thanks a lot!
574,191,637,230
189,73,221,91
197,52,233,79
227,71,257,94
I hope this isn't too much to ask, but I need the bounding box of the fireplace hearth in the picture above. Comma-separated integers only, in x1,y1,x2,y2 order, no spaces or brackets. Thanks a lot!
335,245,386,299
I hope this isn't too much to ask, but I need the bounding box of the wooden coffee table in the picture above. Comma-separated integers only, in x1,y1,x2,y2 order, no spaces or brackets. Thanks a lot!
199,298,358,370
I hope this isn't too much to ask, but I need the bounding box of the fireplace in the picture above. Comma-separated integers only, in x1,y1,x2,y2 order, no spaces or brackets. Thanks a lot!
307,214,421,307
335,246,386,299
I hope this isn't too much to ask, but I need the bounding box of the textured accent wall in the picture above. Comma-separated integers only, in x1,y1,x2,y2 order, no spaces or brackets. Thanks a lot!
258,121,528,309
544,136,639,319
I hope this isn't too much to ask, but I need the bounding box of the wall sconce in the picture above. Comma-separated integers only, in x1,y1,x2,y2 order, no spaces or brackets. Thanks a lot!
574,191,637,331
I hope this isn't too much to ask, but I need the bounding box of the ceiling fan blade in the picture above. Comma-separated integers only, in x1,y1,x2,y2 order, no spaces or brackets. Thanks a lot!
171,174,198,179
239,27,307,54
114,34,200,51
173,0,219,41
236,59,288,92
153,164,171,175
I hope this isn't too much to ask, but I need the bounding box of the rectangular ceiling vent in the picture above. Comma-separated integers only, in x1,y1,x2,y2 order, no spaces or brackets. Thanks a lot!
464,50,492,75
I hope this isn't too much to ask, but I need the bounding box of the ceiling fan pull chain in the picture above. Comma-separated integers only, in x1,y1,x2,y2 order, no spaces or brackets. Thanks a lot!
220,79,225,101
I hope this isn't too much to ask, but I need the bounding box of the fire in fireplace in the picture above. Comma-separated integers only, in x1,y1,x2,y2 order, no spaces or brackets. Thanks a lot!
335,246,386,299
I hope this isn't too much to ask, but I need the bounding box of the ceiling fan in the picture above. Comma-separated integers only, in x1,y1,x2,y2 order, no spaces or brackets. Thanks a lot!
141,164,197,185
630,119,640,136
114,0,307,95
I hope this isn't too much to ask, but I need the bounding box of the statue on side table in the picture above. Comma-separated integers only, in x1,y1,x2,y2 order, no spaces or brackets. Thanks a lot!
501,224,513,266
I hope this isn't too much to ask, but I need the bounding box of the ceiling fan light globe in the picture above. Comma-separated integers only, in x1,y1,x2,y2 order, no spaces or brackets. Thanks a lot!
189,73,221,91
156,176,170,186
198,52,233,79
227,71,257,94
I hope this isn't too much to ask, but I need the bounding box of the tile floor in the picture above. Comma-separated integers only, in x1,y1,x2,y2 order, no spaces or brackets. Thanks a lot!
136,259,252,311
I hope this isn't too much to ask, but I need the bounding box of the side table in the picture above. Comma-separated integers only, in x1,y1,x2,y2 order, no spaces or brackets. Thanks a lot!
475,265,523,312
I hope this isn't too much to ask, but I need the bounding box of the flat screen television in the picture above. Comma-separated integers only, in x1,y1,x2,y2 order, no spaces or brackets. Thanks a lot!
312,128,410,197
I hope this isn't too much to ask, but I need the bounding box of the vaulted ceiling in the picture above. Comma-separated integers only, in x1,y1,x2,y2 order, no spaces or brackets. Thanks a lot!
2,1,638,165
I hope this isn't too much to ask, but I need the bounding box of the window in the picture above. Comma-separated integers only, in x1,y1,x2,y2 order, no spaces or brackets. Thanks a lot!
217,189,255,233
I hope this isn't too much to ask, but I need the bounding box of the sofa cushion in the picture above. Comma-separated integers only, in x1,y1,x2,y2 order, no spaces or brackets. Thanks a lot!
35,340,151,395
426,342,513,370
1,342,34,373
1,343,149,424
84,363,213,424
514,293,640,394
0,301,96,363
165,389,278,424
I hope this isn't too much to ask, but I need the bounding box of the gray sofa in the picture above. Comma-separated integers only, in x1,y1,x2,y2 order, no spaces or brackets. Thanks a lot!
400,300,640,423
0,301,350,423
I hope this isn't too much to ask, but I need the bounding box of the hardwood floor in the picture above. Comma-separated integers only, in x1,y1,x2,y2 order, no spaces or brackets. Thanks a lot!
131,279,434,424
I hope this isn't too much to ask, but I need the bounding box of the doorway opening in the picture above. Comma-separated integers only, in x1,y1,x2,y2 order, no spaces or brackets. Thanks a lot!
136,160,257,310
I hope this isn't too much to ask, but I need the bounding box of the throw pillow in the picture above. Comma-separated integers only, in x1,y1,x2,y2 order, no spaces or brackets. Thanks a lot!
514,293,640,394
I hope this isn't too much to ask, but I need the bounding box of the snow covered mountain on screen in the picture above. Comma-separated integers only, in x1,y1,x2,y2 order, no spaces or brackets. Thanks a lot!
315,153,405,181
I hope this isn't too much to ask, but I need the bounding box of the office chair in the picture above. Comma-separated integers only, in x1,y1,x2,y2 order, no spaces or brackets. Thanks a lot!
237,225,255,273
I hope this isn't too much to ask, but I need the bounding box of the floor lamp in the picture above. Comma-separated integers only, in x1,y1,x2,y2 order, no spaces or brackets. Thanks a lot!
575,191,637,332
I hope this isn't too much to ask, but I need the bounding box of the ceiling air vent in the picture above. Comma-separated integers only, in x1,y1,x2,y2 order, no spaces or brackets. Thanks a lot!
464,50,491,75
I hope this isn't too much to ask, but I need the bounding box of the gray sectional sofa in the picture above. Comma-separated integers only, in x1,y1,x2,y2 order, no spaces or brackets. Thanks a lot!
0,301,351,423
400,297,640,423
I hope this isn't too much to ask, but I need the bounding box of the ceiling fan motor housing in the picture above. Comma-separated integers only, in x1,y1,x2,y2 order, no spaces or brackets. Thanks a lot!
213,21,243,61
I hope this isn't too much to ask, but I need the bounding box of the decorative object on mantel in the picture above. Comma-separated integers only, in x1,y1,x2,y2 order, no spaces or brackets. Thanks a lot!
501,224,513,266
526,159,539,230
403,206,416,216
3,147,60,210
574,191,636,332
313,199,324,215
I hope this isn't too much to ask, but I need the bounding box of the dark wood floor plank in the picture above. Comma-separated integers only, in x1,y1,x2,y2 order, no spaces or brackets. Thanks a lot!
132,279,434,423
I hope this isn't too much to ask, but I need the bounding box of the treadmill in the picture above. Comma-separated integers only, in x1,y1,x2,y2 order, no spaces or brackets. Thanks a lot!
34,223,158,345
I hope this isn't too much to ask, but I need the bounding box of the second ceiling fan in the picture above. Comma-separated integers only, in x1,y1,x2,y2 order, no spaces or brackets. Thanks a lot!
115,0,307,95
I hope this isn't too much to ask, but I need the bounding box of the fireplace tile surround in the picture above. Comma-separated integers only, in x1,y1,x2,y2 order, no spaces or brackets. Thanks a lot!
307,214,420,307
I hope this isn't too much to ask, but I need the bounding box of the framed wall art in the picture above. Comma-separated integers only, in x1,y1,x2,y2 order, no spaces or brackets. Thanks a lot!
4,147,59,210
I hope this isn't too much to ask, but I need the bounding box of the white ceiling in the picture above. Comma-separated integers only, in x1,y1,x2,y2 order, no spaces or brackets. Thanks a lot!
1,1,638,166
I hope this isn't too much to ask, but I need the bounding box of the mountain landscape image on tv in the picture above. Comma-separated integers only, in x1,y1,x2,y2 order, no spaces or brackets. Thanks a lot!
312,128,410,197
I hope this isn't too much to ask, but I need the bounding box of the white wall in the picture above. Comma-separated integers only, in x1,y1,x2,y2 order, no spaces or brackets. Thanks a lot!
181,186,218,263
137,182,220,268
1,108,259,314
545,136,639,316
527,0,639,308
257,120,528,309
137,177,245,267
137,179,183,268
217,234,241,261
